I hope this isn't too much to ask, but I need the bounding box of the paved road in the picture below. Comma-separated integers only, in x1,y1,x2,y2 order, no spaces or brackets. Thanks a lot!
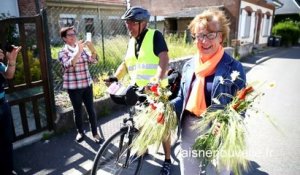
14,105,181,175
14,46,300,175
241,46,300,174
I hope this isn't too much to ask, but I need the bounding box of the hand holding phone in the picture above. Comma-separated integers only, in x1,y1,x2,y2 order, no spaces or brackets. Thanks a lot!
86,32,92,42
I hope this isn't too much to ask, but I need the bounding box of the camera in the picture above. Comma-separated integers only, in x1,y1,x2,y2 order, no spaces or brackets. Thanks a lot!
5,44,14,53
0,42,14,53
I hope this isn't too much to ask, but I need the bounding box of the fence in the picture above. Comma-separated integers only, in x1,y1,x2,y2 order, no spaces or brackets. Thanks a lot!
45,5,197,92
46,5,129,91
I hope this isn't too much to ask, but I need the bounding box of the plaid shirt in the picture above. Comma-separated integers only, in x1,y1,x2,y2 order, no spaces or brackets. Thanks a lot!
58,47,98,89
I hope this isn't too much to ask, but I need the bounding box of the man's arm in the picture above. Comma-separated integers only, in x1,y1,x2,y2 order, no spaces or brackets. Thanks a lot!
114,61,128,81
156,51,169,80
153,30,169,81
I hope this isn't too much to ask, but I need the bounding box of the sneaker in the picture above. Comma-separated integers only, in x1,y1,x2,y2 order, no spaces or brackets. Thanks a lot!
160,161,171,175
93,134,104,144
76,133,85,142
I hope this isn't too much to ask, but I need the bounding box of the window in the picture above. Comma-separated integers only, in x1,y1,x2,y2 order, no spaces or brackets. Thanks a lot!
262,14,271,36
241,10,252,38
59,14,77,28
59,18,75,27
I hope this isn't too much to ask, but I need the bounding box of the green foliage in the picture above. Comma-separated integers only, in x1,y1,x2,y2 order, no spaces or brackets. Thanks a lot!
93,74,109,99
14,49,42,84
42,131,55,140
99,105,110,117
272,20,300,46
50,46,63,60
165,33,197,59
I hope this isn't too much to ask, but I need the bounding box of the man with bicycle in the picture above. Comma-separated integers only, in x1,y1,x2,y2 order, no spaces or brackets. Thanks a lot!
105,6,172,175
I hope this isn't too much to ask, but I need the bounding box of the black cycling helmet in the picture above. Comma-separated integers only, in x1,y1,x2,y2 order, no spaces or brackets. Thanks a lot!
121,6,150,22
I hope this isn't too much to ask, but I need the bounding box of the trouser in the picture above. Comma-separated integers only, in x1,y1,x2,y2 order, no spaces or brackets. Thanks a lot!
179,114,231,175
67,85,98,136
0,99,14,174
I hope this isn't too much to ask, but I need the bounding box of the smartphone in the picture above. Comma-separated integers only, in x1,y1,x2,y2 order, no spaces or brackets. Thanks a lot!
0,43,13,56
5,44,14,52
86,32,92,42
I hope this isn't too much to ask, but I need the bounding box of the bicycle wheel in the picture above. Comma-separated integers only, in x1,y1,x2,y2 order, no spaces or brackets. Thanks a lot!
91,128,143,175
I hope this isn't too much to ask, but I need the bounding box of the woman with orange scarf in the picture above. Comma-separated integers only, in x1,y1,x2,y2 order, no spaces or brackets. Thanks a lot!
171,8,246,175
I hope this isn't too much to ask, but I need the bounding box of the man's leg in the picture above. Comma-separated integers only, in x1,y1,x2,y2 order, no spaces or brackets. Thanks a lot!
160,136,172,175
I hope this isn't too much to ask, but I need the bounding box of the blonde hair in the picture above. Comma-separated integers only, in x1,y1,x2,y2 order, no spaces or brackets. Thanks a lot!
188,8,230,44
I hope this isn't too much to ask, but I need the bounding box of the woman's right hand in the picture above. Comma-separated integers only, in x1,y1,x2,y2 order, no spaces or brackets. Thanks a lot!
212,122,222,136
0,49,4,60
6,45,22,63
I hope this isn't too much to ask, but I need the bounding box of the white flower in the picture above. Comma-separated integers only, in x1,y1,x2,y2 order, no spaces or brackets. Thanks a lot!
157,87,163,96
166,91,172,97
157,102,165,113
230,71,240,82
147,98,154,104
219,77,224,84
212,98,221,105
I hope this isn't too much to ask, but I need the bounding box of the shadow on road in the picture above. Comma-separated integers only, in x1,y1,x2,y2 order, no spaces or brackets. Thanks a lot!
242,160,269,175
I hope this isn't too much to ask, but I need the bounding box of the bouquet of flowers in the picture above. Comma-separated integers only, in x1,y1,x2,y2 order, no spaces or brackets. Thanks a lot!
192,71,275,175
130,78,178,156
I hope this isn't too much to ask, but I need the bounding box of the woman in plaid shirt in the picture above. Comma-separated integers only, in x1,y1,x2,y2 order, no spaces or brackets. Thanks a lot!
59,26,103,143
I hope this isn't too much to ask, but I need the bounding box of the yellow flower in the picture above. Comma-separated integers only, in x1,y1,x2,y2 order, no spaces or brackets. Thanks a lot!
268,82,276,88
150,77,158,84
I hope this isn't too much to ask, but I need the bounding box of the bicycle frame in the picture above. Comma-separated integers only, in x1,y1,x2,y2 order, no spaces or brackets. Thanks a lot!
91,86,147,175
115,108,140,168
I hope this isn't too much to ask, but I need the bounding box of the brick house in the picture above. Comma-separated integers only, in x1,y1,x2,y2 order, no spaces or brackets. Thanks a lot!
130,0,276,49
2,0,127,44
45,0,127,44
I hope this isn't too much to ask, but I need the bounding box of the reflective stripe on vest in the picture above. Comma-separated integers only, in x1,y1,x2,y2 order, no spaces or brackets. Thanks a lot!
124,29,168,87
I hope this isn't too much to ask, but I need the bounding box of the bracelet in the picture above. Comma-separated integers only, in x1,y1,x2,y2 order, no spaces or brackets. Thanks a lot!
8,63,16,67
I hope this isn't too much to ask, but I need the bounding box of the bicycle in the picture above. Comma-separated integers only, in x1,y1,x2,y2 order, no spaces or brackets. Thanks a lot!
91,84,147,175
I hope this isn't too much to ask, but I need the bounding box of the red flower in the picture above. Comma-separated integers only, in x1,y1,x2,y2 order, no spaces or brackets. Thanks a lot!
237,86,254,100
157,113,165,124
150,103,157,110
232,86,254,110
150,84,159,96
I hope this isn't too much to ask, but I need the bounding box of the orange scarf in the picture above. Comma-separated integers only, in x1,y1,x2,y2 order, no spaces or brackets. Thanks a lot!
185,46,224,116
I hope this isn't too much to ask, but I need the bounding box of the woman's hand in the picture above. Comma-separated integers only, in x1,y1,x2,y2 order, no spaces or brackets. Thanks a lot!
77,40,84,54
212,122,222,136
0,49,4,61
6,45,22,64
84,41,96,54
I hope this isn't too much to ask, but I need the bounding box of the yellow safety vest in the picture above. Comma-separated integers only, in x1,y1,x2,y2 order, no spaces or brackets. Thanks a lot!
124,29,168,87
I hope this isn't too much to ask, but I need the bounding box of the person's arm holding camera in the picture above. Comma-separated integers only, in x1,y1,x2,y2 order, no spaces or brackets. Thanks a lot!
85,41,98,62
0,46,22,79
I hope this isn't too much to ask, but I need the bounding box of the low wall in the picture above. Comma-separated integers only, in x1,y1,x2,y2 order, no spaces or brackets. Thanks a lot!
238,43,253,58
54,96,120,133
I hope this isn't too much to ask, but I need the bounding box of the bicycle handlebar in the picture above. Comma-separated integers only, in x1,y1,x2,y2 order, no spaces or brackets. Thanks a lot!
108,83,149,106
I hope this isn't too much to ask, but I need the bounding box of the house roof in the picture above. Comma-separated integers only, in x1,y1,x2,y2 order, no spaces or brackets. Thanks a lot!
46,0,126,7
275,0,300,14
164,5,224,19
